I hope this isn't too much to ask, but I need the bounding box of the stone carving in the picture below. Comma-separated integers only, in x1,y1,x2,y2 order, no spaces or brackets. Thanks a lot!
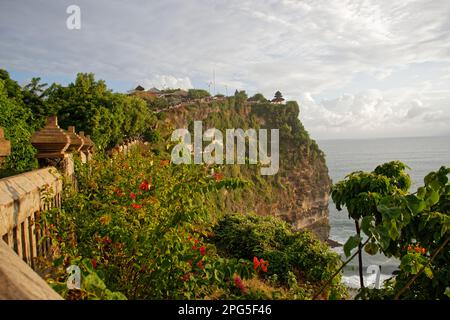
31,116,70,159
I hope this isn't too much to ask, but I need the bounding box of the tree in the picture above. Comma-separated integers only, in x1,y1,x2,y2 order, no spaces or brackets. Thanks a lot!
0,69,23,99
330,162,450,299
0,79,37,172
187,89,210,100
24,77,48,96
249,93,267,103
47,73,156,150
22,78,56,128
234,90,248,107
331,161,410,288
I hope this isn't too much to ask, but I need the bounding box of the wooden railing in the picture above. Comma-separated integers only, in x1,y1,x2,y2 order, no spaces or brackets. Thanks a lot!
0,167,62,268
0,239,62,299
0,118,142,299
0,117,93,299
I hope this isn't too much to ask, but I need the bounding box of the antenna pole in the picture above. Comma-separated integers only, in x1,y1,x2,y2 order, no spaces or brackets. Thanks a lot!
213,69,216,96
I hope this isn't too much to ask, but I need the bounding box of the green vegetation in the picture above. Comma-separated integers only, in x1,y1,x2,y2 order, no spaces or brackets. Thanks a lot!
40,147,345,300
0,70,157,175
249,93,267,103
213,213,346,299
7,69,447,300
0,71,38,174
47,73,157,150
187,88,210,100
234,90,248,106
0,69,345,300
330,161,449,299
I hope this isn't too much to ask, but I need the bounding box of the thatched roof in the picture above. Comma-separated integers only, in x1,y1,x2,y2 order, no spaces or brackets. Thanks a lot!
147,87,161,93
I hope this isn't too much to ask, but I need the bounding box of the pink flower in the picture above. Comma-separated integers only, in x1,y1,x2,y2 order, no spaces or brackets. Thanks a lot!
234,276,247,294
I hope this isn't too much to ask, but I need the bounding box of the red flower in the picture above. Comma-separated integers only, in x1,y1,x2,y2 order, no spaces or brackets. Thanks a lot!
252,257,269,272
91,259,97,269
260,259,269,273
196,261,204,269
421,247,426,254
131,203,142,209
181,273,190,282
139,180,150,191
199,246,206,256
253,256,260,271
102,236,112,244
115,188,124,197
130,192,136,200
212,172,224,182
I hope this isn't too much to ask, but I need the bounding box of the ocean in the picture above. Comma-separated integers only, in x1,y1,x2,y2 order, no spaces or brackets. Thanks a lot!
318,136,450,288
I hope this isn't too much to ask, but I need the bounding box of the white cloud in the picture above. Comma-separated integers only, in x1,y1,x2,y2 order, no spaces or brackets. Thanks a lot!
0,0,449,138
299,88,450,139
137,75,193,90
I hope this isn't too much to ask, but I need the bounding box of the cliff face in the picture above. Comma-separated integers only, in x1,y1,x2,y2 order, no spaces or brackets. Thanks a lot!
159,99,331,241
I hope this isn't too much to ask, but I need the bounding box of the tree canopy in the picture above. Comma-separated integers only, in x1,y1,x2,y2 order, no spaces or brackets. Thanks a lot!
0,70,158,171
187,89,210,100
331,161,449,299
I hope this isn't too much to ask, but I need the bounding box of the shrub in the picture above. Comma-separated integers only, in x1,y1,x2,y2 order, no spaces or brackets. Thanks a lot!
0,79,37,173
212,213,345,298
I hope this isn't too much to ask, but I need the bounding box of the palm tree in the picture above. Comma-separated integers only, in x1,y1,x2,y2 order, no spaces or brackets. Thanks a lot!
24,77,48,97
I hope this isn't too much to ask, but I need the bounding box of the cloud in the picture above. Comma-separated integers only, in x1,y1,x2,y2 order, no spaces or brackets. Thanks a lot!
369,69,393,80
0,0,449,138
405,100,425,119
137,75,193,90
299,89,450,139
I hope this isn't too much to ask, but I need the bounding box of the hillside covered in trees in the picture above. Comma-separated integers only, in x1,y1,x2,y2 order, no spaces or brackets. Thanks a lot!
1,70,448,300
0,70,331,241
0,70,345,299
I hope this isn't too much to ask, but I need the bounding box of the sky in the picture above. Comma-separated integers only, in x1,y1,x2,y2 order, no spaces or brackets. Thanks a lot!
1,0,449,140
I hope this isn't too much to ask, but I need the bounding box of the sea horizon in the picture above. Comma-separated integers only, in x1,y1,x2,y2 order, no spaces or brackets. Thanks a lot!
317,134,450,142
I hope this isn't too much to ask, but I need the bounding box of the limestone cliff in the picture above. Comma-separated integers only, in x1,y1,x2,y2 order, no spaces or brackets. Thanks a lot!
156,98,332,241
